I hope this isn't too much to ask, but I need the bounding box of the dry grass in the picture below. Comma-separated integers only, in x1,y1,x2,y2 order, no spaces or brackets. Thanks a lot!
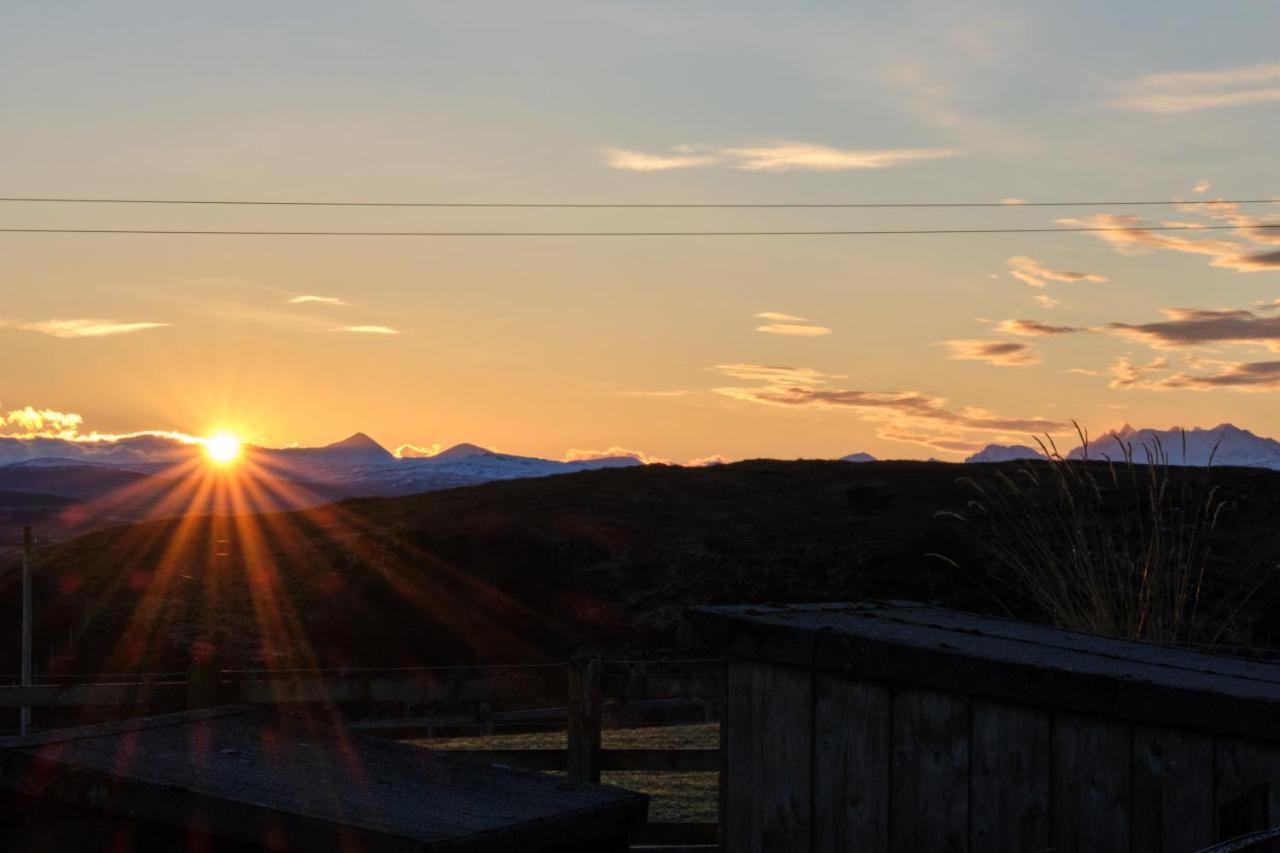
943,425,1245,645
414,723,719,822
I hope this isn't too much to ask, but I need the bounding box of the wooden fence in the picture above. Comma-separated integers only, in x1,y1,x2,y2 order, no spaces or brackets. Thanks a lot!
0,655,724,850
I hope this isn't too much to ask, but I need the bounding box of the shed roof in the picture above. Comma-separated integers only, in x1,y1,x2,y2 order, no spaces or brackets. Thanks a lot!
682,600,1280,742
0,706,646,851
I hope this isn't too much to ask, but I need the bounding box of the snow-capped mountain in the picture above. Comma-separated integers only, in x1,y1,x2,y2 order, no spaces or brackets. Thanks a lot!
1067,423,1280,469
964,444,1046,464
841,452,877,463
971,424,1280,470
329,442,643,494
0,432,645,501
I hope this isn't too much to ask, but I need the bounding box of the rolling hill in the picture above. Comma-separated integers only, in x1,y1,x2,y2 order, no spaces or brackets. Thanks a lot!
2,459,1277,678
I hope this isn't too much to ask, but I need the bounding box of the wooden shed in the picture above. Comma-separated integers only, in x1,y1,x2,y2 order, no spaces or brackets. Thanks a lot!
682,600,1280,853
0,706,647,852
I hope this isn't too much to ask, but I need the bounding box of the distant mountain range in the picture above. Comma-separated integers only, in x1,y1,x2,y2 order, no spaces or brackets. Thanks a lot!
6,423,1280,538
0,432,644,536
966,423,1280,469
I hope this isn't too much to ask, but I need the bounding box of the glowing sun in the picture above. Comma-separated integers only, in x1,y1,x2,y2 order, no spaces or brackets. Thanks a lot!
204,432,242,465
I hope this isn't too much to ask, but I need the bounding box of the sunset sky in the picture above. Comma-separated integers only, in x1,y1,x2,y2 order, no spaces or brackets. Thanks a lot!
4,2,1280,461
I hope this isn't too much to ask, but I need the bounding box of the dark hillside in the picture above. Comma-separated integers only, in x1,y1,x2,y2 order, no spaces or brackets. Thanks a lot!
2,460,1278,676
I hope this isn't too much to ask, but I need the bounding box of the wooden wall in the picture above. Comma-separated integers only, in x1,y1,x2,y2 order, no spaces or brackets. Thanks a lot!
722,660,1280,853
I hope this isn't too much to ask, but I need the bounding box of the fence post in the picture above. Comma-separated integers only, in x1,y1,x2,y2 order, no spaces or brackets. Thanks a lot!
20,527,33,735
567,651,602,784
187,643,222,710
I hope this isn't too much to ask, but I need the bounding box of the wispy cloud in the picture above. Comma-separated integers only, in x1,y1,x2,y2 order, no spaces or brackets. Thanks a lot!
6,318,170,338
563,446,658,464
1193,180,1211,194
1113,62,1280,113
1058,213,1280,273
1006,256,1106,288
602,147,719,171
756,323,833,336
1108,307,1280,350
1154,360,1280,391
604,142,956,172
995,319,1082,337
710,363,840,386
943,339,1039,365
1097,356,1171,389
338,325,400,335
754,311,831,336
723,143,956,172
708,363,1066,453
290,295,348,306
395,442,443,458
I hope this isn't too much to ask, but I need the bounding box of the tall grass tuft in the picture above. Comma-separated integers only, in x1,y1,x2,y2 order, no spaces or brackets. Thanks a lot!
945,423,1235,645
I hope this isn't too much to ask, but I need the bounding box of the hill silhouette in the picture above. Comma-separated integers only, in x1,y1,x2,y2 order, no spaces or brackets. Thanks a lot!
2,460,1277,676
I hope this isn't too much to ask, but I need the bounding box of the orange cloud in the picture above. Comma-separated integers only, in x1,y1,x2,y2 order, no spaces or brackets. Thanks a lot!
563,446,659,464
0,406,84,436
708,363,1067,454
394,442,443,458
10,318,170,338
603,142,956,172
1113,62,1280,113
1108,307,1280,350
943,339,1039,366
1006,256,1107,288
995,319,1082,337
1058,213,1280,273
754,311,832,336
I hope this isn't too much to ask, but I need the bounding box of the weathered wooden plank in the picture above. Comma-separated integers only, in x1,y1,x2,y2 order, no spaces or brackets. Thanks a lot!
1215,739,1280,803
567,653,603,784
1218,783,1280,846
812,674,889,853
1215,739,1280,841
1052,713,1131,853
891,689,969,853
682,603,1280,742
970,701,1050,853
723,660,811,853
1131,726,1214,852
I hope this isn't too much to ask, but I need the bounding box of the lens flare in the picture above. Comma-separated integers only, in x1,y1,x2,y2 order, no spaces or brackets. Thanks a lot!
205,432,242,465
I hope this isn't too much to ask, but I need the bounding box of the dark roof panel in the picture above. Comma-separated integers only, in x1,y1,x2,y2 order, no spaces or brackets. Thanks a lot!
0,706,646,851
682,600,1280,742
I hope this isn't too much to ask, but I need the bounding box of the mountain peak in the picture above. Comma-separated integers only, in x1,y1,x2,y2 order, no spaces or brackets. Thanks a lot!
431,442,494,462
964,444,1046,464
327,432,383,450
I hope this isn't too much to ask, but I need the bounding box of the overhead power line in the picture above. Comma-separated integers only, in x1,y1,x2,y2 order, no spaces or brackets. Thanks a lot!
0,196,1275,209
0,224,1276,237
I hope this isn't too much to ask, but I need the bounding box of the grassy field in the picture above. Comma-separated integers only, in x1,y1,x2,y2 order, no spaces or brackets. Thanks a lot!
416,723,720,822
